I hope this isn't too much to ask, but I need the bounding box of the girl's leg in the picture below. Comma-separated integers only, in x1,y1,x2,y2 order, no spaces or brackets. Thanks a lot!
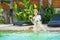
33,23,38,32
39,24,46,31
38,22,46,31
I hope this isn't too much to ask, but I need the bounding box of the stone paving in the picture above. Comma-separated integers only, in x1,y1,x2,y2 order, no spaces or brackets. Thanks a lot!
0,24,60,32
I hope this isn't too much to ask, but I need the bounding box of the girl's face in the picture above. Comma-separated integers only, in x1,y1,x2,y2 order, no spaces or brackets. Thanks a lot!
34,10,38,16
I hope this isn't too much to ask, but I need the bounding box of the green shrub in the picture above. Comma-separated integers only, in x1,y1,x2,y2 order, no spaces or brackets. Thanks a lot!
41,4,56,24
41,4,60,24
0,17,4,24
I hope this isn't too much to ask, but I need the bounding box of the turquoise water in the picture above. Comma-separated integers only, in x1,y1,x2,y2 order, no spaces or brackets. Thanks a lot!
0,32,60,40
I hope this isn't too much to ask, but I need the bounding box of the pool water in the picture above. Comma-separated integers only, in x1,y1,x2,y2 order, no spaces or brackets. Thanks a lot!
0,32,60,40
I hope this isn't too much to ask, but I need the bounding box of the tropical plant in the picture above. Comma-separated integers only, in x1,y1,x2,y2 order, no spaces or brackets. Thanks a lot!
14,0,32,21
40,4,56,23
20,0,34,16
0,8,4,24
13,0,39,21
0,17,4,24
41,4,60,24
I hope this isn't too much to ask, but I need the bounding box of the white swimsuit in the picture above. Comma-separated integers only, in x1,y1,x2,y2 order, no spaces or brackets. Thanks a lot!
30,15,46,32
32,15,42,31
33,15,46,32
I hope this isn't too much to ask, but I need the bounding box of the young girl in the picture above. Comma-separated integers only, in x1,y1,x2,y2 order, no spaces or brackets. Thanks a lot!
29,9,46,32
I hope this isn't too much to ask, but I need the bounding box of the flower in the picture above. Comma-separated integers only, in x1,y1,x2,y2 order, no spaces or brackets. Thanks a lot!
34,4,37,9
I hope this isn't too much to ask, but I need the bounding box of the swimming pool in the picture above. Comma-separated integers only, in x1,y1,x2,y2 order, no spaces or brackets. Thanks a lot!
0,32,60,40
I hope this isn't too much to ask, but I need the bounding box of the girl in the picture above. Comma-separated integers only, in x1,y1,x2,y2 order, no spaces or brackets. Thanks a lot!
29,9,46,32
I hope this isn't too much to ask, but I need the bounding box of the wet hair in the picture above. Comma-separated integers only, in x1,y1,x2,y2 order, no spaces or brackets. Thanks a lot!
34,9,39,15
34,9,38,13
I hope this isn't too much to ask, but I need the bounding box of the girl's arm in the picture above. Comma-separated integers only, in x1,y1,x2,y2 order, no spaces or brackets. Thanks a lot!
29,16,34,24
39,15,41,20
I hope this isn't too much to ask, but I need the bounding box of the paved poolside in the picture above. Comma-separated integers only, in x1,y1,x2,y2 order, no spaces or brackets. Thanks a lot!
0,24,60,32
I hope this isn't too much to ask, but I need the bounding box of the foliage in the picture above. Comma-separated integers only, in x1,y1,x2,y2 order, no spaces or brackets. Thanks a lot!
41,4,56,23
20,0,34,16
0,8,4,24
13,0,30,21
0,16,4,24
0,8,4,14
42,12,52,23
13,2,18,13
0,20,4,24
13,0,39,21
57,11,60,14
15,9,29,21
41,3,60,24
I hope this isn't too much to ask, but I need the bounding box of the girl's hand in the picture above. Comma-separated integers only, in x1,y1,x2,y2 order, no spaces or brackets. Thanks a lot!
29,15,33,19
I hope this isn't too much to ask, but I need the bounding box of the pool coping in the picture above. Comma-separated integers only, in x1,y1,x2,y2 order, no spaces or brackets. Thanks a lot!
0,30,60,32
0,24,60,32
